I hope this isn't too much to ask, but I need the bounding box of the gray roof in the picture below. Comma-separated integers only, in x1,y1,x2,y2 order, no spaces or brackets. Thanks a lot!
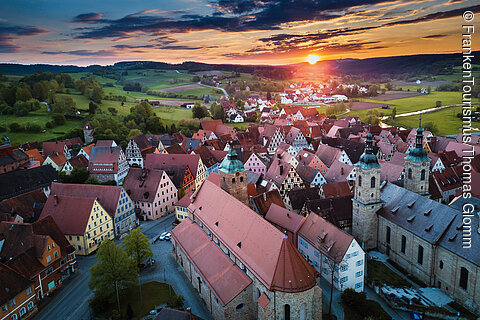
378,182,456,245
441,196,480,266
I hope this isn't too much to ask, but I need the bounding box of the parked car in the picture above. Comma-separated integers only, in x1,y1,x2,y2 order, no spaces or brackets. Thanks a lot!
159,232,171,241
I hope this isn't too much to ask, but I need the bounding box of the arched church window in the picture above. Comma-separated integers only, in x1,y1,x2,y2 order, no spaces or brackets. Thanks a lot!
408,168,412,179
421,169,426,181
371,176,375,188
358,175,362,187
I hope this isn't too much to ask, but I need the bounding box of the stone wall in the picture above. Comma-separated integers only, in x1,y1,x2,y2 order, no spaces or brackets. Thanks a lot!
377,216,434,286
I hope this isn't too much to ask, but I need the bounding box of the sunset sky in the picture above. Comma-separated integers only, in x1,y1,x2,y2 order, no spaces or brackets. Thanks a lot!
0,0,478,66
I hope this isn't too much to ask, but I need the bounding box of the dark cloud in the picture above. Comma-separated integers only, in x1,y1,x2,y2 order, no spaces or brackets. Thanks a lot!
422,34,447,39
0,34,21,53
41,49,116,56
72,0,394,39
72,13,105,23
255,4,479,52
0,22,47,53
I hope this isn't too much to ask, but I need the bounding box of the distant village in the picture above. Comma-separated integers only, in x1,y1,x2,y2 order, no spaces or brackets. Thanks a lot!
0,97,479,320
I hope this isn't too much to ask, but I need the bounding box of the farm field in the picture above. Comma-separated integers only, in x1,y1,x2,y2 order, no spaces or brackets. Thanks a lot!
394,105,480,135
368,91,422,101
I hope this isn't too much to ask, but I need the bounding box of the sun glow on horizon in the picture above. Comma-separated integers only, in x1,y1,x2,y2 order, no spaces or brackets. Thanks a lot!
306,54,321,64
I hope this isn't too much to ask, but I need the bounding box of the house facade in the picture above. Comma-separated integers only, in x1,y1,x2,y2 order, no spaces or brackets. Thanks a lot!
297,214,365,292
50,182,137,236
243,152,267,175
88,146,129,185
40,195,114,255
123,168,178,221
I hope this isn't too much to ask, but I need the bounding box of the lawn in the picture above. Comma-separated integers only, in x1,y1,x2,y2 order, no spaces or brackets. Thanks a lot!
367,259,412,288
96,281,178,319
225,121,257,130
343,299,392,320
154,106,193,122
172,87,223,99
0,105,83,146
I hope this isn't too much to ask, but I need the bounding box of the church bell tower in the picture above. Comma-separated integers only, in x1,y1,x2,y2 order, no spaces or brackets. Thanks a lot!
219,148,249,206
352,127,382,250
404,117,430,196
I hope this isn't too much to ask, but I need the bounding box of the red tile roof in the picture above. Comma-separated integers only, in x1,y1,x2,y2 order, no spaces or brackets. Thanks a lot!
175,190,194,208
68,154,88,169
25,148,44,165
50,182,122,219
42,141,66,157
0,262,33,304
298,213,354,263
188,180,317,292
123,168,166,203
40,195,96,235
47,152,67,166
321,182,352,198
265,204,304,234
251,190,285,217
257,293,270,309
172,219,251,306
145,154,201,177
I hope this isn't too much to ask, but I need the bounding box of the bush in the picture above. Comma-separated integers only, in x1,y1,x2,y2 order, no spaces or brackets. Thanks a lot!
45,121,54,129
26,123,42,133
52,113,66,126
9,122,24,132
0,125,6,132
168,294,184,309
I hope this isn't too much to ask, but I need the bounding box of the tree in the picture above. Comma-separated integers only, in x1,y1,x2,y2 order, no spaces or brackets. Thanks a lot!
89,239,138,303
89,102,97,115
52,95,76,115
266,91,272,100
435,100,442,108
122,228,153,268
192,102,209,119
108,107,118,116
422,121,438,135
170,123,177,134
210,102,225,121
128,129,142,139
391,107,397,121
325,248,347,316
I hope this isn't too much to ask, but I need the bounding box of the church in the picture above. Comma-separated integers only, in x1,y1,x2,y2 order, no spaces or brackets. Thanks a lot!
171,148,323,320
352,121,480,314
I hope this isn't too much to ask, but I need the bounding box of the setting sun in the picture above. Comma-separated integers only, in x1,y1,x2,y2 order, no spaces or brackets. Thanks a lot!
306,54,320,64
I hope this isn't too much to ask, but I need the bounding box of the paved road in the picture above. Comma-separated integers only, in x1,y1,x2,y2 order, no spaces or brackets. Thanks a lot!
140,215,212,319
34,255,97,320
34,213,211,320
196,81,229,97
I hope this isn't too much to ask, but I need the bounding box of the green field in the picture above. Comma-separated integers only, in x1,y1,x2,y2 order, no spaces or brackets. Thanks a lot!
394,105,480,135
0,104,83,146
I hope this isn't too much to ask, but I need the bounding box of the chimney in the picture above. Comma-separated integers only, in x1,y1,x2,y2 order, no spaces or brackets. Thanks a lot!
341,167,344,175
53,194,58,205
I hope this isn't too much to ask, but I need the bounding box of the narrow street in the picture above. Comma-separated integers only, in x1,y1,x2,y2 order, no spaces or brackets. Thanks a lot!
33,213,210,320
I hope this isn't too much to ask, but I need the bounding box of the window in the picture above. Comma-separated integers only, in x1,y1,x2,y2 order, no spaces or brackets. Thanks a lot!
439,260,443,269
27,301,34,310
46,267,53,275
401,235,406,253
11,315,17,320
460,267,469,290
417,245,424,265
19,308,26,317
236,303,245,311
9,299,15,307
370,176,375,188
26,287,31,295
408,168,412,179
284,304,291,320
340,265,348,272
355,282,363,289
386,226,391,244
46,255,51,263
356,271,363,278
421,169,426,181
2,304,7,312
340,276,348,283
356,260,363,266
